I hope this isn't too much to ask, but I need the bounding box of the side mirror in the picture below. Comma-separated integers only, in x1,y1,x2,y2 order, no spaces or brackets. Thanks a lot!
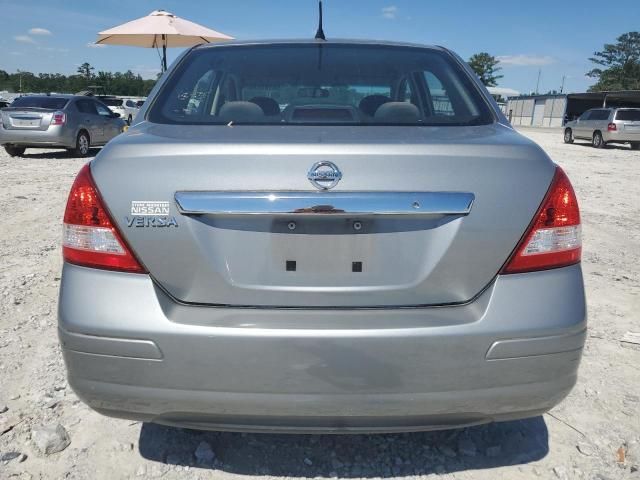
113,112,121,118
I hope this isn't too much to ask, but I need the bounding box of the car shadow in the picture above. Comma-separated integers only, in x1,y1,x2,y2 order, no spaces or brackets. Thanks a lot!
18,148,101,159
138,417,549,477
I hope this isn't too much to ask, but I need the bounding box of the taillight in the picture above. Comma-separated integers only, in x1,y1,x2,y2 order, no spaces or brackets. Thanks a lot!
62,164,146,273
501,166,581,274
607,123,617,132
51,111,66,126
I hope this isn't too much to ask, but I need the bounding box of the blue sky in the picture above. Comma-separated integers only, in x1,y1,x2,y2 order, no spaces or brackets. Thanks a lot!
1,0,639,93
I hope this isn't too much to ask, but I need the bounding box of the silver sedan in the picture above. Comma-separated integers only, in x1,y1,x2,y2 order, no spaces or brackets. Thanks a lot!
58,40,586,433
0,95,126,157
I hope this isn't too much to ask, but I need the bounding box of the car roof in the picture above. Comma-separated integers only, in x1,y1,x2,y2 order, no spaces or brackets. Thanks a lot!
15,94,76,99
194,38,445,52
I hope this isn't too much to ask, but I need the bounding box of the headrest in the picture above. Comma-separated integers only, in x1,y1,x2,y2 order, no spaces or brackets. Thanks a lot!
374,102,421,124
249,96,281,116
218,101,265,123
359,95,391,117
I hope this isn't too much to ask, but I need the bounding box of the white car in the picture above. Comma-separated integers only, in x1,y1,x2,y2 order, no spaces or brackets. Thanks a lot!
98,97,128,122
122,98,146,125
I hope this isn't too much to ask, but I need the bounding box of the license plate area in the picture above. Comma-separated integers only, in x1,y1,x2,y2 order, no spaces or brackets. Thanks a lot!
196,215,460,289
12,118,41,128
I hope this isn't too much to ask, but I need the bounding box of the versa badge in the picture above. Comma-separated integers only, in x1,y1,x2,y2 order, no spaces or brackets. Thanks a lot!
126,201,178,228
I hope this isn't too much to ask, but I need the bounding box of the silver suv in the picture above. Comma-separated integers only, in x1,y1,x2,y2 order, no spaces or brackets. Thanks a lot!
58,40,586,433
564,107,640,149
0,95,126,157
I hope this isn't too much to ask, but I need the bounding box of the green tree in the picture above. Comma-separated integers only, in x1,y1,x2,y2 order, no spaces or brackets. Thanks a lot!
468,52,503,87
0,69,156,96
587,32,640,91
76,62,95,81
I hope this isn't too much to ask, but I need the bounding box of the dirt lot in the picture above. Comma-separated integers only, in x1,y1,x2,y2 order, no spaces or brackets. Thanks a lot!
1,128,639,480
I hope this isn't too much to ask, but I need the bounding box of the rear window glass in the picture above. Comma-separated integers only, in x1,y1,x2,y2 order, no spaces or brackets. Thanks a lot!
10,96,69,110
149,44,494,126
590,110,611,120
616,109,640,121
99,97,123,107
97,97,122,107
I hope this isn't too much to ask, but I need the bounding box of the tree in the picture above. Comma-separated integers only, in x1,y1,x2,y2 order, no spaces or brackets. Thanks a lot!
468,52,503,87
587,32,640,91
0,69,156,96
76,62,95,81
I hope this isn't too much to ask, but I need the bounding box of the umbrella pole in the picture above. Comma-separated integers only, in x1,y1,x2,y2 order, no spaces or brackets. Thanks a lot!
162,34,167,72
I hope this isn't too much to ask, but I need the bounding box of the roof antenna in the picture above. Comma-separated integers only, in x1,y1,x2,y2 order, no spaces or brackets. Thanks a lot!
315,0,326,40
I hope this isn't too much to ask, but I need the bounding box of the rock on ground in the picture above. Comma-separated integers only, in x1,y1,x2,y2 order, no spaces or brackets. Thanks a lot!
31,424,70,455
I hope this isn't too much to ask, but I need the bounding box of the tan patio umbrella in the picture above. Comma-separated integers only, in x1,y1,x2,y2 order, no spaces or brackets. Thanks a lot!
95,10,233,72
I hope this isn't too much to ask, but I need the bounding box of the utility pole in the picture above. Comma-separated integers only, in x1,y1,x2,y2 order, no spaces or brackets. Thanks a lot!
560,75,566,94
535,68,541,95
18,69,22,93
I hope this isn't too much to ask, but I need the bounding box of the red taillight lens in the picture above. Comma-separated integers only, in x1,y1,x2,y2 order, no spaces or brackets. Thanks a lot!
51,111,66,126
502,166,581,274
62,164,146,273
607,123,617,132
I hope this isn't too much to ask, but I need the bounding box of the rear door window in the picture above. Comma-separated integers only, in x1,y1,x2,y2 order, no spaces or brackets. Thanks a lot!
616,109,640,121
578,111,592,121
590,110,611,121
76,100,97,115
149,44,494,126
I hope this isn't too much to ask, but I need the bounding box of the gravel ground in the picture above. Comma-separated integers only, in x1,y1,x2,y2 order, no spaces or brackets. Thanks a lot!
0,128,639,480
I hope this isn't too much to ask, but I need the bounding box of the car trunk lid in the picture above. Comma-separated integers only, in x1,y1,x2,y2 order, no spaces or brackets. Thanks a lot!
92,122,555,307
1,108,55,131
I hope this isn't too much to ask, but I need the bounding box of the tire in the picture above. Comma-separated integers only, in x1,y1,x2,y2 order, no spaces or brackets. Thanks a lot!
563,128,574,144
592,131,605,149
3,145,26,157
72,131,90,157
631,142,640,151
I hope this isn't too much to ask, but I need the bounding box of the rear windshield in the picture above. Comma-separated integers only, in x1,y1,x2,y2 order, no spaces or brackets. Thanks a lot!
616,109,640,121
99,97,123,107
149,44,494,126
10,96,69,110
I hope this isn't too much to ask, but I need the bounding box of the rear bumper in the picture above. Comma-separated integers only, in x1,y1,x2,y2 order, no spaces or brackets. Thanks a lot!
0,125,75,148
603,130,640,143
58,263,586,433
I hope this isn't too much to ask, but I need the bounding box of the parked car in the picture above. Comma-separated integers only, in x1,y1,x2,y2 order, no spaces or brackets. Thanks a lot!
0,95,126,157
96,96,128,121
122,98,146,124
59,40,586,433
564,107,640,149
0,99,10,109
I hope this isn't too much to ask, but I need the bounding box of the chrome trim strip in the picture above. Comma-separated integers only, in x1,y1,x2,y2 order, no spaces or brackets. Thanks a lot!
174,192,475,216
